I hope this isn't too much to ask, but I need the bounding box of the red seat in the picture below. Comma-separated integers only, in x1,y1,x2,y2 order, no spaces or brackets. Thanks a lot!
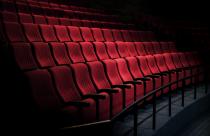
22,23,43,42
91,28,105,42
126,42,138,57
104,42,120,59
71,63,110,120
26,68,96,124
69,19,83,27
67,26,83,42
11,42,38,70
154,54,177,90
39,24,58,42
65,42,85,63
46,16,59,25
146,55,170,93
163,53,184,88
142,42,155,55
80,27,94,42
49,42,71,65
121,30,132,42
1,11,18,22
4,22,26,42
87,61,123,116
59,18,71,26
93,42,109,60
134,42,147,56
33,15,47,24
80,42,98,62
102,29,114,42
18,13,33,23
152,42,162,54
32,42,56,68
102,59,134,107
115,58,144,100
112,29,124,41
115,41,130,57
54,25,71,42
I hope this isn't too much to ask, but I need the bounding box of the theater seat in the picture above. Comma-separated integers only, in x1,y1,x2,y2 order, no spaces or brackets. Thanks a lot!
104,42,120,59
87,61,123,116
49,42,71,65
11,42,38,70
134,42,147,56
115,41,130,58
18,13,33,23
54,25,71,42
39,24,58,42
65,42,85,63
102,29,114,42
102,59,135,107
91,28,105,42
68,26,83,42
32,42,56,68
93,42,110,60
26,68,96,124
22,23,43,42
33,15,47,24
80,27,94,42
80,42,98,62
71,63,110,120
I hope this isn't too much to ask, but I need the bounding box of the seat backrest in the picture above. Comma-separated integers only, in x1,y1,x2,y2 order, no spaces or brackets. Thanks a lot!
39,24,58,42
102,29,114,42
67,26,83,42
125,57,144,79
32,42,56,68
80,42,98,62
134,42,147,56
46,16,59,25
71,63,97,95
93,42,109,60
112,29,124,41
4,21,26,42
102,59,123,85
91,28,105,42
126,42,138,57
104,42,120,59
59,18,72,26
171,53,183,68
137,56,152,76
50,42,71,65
54,25,71,42
80,27,94,42
121,30,132,42
154,54,168,72
22,23,43,42
115,58,133,82
163,53,176,70
11,42,38,70
18,13,33,23
142,42,155,55
152,42,162,54
65,42,85,63
115,41,130,57
69,19,83,27
160,42,170,53
1,11,18,22
178,53,190,67
87,61,111,90
33,15,47,24
25,69,62,111
146,55,160,74
49,66,82,103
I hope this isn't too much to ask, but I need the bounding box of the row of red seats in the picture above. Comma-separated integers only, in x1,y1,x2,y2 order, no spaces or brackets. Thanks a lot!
0,0,120,22
3,22,155,43
1,0,107,14
1,11,134,29
24,52,201,124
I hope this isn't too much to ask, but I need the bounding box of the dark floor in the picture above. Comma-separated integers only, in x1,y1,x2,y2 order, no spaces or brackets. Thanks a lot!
112,84,209,136
178,110,210,136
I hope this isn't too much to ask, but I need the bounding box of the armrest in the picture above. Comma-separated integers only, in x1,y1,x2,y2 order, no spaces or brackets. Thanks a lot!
84,94,106,100
98,88,119,93
134,77,151,81
123,80,142,85
64,101,90,107
112,84,131,89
